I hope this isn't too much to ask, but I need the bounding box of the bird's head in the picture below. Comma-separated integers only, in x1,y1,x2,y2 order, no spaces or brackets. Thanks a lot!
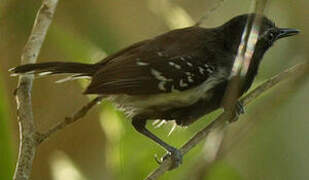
221,13,299,55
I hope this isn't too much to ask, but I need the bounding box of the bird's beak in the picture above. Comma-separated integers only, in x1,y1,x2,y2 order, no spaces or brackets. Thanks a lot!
277,28,300,39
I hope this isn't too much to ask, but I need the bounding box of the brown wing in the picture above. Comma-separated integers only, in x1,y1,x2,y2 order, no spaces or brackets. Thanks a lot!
85,26,219,95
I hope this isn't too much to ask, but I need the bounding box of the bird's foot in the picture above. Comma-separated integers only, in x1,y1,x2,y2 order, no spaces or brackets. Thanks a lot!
229,101,245,123
154,147,183,170
236,101,245,116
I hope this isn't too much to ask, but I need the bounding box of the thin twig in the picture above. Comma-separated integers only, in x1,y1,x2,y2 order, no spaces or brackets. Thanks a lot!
36,96,103,144
13,0,59,180
144,62,307,180
147,0,194,29
195,0,226,26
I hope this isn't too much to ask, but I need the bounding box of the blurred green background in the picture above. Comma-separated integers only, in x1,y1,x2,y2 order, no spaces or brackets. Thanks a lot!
1,0,308,179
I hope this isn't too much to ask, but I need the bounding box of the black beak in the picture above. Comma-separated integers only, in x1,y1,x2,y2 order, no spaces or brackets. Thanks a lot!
277,28,300,39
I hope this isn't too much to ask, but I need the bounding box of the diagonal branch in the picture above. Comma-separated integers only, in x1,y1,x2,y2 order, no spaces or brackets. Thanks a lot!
195,0,226,26
145,62,307,180
147,0,194,29
36,96,103,144
13,0,59,180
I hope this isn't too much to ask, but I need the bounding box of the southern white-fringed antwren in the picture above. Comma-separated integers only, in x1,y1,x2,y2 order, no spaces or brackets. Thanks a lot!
10,14,299,168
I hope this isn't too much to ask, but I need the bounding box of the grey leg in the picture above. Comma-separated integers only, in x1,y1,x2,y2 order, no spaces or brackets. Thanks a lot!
132,117,182,169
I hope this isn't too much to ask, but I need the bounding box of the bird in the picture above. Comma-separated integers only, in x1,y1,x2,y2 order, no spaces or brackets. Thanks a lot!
10,13,299,169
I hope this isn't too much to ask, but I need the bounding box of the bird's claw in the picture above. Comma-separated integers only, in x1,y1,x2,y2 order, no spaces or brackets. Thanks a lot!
154,154,162,165
154,148,183,170
162,147,183,170
236,101,245,115
228,101,245,123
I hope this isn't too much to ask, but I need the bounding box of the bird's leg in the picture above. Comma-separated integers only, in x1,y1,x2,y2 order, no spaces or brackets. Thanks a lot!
132,116,182,169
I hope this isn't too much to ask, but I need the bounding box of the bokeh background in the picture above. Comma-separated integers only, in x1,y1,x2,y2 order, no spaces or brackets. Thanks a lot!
1,0,308,179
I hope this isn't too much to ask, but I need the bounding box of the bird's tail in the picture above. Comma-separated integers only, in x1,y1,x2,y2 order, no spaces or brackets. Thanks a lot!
9,62,100,83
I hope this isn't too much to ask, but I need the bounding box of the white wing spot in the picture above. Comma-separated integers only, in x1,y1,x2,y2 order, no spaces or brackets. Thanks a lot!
157,52,163,57
198,67,205,74
168,61,181,69
186,62,193,67
151,68,173,91
171,85,180,92
204,64,215,72
179,79,188,87
136,61,149,66
187,76,194,83
174,64,181,69
206,68,214,73
158,81,167,91
151,69,171,81
185,72,192,76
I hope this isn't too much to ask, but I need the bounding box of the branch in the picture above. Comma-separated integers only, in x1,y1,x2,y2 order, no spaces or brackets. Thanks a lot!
195,0,226,26
13,0,59,180
36,96,103,144
145,62,307,180
147,0,194,29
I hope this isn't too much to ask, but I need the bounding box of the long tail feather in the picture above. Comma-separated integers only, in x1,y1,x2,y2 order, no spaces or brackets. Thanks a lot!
9,62,99,77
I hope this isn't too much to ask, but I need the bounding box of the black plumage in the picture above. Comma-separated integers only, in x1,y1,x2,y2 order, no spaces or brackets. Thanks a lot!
10,14,299,168
86,27,219,95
